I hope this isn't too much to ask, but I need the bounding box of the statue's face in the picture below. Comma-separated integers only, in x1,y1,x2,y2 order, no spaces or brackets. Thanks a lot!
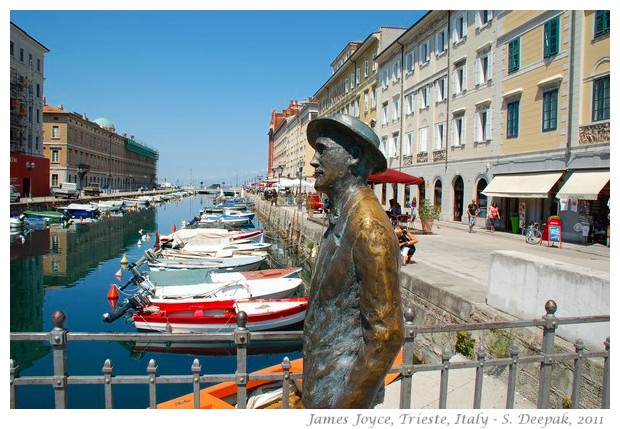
310,134,352,194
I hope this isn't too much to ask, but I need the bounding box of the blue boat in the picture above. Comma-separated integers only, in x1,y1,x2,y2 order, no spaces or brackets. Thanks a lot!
57,203,101,219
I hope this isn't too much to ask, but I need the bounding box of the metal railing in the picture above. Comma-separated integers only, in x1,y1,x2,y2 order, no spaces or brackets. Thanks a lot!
10,300,609,409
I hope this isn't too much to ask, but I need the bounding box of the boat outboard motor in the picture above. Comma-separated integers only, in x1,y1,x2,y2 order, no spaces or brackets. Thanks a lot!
102,292,150,323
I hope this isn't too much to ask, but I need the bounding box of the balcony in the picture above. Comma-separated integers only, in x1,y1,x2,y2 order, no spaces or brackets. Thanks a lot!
416,152,428,163
402,155,413,167
579,122,610,145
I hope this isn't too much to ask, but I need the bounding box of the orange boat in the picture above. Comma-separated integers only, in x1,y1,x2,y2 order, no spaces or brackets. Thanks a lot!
156,348,403,409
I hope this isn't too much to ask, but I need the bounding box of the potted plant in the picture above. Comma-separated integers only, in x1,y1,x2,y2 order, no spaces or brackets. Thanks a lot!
418,200,441,234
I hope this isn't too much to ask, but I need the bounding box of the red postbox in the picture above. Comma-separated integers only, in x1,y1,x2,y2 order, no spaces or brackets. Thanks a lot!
543,216,562,248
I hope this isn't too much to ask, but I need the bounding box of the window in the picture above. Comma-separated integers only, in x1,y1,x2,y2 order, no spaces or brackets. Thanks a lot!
370,87,377,109
507,100,520,138
435,123,446,150
392,96,400,121
381,102,389,125
52,125,60,139
10,41,14,56
592,76,610,121
436,28,448,54
36,83,41,97
36,108,40,124
345,78,350,93
350,73,355,89
380,136,388,156
364,91,369,113
51,149,59,163
20,48,24,62
452,115,465,146
391,132,400,157
404,132,414,156
477,10,493,27
419,127,428,153
475,51,492,85
420,40,431,64
380,69,388,89
453,12,467,43
594,10,610,37
51,174,59,187
364,61,369,78
508,38,520,73
420,86,430,109
474,108,491,142
353,98,360,117
405,50,414,74
542,89,558,131
453,62,467,94
405,92,415,115
356,68,361,85
436,77,447,102
544,16,560,58
37,58,41,72
392,59,401,82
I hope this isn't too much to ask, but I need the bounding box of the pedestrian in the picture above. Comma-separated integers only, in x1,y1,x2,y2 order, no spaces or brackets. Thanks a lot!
410,196,418,225
395,225,418,265
302,113,404,409
488,201,500,233
467,198,478,233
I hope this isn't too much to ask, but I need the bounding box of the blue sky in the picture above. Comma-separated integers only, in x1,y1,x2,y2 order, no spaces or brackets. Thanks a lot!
9,7,427,187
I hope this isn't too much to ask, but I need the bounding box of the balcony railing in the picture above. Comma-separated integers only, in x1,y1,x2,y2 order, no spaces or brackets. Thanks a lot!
9,300,609,410
433,149,446,162
417,152,428,163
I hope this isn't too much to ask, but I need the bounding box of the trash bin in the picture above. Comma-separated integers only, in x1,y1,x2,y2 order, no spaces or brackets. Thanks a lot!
511,216,520,233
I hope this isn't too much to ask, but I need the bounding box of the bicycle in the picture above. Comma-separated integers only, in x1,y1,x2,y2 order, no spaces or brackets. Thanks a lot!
523,220,544,245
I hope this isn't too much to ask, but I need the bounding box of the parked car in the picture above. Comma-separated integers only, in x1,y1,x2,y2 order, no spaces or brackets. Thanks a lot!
52,182,81,199
82,183,101,196
10,185,20,202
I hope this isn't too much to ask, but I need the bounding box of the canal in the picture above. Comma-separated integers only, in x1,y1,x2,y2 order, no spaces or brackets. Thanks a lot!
9,194,306,409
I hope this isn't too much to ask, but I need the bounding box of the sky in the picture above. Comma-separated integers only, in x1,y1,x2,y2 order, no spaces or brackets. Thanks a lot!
8,4,427,188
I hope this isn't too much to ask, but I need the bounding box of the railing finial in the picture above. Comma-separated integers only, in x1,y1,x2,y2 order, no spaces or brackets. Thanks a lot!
544,300,557,315
51,310,66,329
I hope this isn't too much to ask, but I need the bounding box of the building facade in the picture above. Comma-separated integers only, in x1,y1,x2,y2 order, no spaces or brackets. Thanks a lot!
10,22,50,198
43,105,159,192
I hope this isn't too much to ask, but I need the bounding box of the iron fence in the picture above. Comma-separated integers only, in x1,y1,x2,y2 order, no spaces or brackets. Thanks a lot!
10,300,609,409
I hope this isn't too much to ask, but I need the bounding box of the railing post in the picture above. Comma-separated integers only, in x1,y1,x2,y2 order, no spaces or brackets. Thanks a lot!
50,310,68,408
102,359,114,409
234,311,250,409
147,359,158,409
506,346,520,408
473,345,487,408
10,359,19,409
399,307,416,409
439,347,453,409
537,300,558,408
602,337,610,409
192,358,202,409
571,339,584,409
281,357,291,409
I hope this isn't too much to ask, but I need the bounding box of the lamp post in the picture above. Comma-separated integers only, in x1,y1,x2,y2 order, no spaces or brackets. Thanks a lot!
26,161,35,200
297,159,304,210
276,165,284,206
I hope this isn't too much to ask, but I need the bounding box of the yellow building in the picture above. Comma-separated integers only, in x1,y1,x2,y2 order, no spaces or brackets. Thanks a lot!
43,104,158,192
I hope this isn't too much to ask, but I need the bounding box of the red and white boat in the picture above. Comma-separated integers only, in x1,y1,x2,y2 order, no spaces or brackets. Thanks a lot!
131,297,308,333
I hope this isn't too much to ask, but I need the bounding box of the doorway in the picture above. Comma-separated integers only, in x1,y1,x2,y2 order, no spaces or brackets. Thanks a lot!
453,176,464,221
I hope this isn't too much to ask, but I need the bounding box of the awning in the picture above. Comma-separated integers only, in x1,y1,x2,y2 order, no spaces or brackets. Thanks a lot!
482,172,563,198
368,168,424,185
555,170,609,200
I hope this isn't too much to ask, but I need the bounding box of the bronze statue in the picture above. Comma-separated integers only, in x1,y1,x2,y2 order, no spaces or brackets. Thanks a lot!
302,113,404,408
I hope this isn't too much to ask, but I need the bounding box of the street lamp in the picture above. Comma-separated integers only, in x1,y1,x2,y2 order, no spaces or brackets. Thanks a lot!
297,159,304,210
276,165,284,205
26,161,35,200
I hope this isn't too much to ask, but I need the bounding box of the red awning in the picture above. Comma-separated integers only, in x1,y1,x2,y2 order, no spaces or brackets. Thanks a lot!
368,168,423,185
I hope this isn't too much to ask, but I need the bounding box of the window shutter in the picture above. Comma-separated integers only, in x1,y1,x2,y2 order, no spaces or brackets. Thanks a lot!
475,57,481,85
462,12,468,37
451,119,457,146
485,109,492,140
475,11,481,29
462,66,467,91
487,51,493,81
474,112,481,142
462,116,467,145
453,70,458,94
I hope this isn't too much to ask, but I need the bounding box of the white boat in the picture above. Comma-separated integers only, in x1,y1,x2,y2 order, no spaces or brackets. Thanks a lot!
145,266,302,286
136,274,303,305
144,249,266,272
95,200,125,212
158,228,270,255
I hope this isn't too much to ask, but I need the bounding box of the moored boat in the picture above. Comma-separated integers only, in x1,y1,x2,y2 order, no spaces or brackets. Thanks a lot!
129,297,308,333
145,266,302,286
22,210,71,224
154,348,403,409
57,203,100,219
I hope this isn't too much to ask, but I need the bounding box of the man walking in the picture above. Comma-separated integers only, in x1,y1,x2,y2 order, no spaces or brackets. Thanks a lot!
302,113,404,408
467,198,478,233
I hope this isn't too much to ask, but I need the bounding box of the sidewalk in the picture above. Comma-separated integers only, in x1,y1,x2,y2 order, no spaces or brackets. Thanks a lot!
273,203,610,409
